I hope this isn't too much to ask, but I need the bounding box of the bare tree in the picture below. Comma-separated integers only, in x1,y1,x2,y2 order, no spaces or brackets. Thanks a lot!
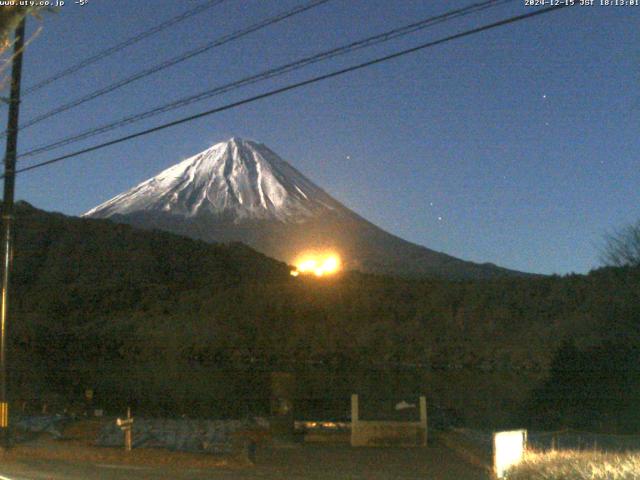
601,220,640,267
0,7,31,49
0,7,46,94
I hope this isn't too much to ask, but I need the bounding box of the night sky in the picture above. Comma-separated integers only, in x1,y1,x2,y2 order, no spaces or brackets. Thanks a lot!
7,0,640,275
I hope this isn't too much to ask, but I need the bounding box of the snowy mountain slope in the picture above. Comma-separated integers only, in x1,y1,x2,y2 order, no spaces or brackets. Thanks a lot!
85,137,525,279
85,138,343,222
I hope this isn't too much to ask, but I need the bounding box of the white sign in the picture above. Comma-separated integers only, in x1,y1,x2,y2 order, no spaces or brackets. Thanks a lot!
494,429,527,478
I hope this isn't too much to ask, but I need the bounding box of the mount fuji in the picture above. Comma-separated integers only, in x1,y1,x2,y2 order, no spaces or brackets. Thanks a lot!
85,137,523,278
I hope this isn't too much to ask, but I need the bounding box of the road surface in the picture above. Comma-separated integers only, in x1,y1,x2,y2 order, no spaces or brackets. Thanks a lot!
0,443,489,480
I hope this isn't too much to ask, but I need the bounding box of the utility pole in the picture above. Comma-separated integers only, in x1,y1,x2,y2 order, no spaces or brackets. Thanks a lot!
1,16,27,449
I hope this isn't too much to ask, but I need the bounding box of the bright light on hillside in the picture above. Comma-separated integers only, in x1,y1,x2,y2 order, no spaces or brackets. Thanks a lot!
291,253,341,277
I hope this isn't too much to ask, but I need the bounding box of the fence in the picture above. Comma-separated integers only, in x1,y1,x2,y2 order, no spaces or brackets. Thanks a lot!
528,429,640,453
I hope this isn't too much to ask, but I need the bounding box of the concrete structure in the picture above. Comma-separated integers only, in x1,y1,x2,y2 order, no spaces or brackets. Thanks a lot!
350,394,427,447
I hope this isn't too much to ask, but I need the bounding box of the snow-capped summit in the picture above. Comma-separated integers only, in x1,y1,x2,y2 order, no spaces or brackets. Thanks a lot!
85,138,342,223
85,137,525,279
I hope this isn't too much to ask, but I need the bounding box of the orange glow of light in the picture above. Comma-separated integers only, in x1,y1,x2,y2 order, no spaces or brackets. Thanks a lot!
291,253,341,277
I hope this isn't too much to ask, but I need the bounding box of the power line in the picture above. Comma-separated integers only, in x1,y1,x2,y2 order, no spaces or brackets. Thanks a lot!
21,0,229,97
20,0,513,161
6,4,570,178
6,0,332,137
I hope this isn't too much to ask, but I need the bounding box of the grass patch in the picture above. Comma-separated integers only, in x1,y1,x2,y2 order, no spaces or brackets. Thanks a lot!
506,450,640,479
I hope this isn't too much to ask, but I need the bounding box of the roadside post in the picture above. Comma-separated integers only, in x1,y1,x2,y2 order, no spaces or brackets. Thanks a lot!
116,407,134,451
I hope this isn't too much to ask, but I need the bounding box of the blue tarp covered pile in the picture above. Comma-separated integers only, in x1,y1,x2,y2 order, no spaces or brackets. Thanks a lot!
13,414,70,441
96,418,262,454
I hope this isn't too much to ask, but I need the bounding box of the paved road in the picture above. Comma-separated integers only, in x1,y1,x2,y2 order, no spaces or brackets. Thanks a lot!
0,444,489,480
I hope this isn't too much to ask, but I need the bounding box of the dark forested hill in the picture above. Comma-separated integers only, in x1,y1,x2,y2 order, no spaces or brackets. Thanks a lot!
6,202,640,429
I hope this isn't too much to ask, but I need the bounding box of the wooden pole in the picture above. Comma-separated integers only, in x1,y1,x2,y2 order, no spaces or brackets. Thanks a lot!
0,16,27,449
419,396,427,446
